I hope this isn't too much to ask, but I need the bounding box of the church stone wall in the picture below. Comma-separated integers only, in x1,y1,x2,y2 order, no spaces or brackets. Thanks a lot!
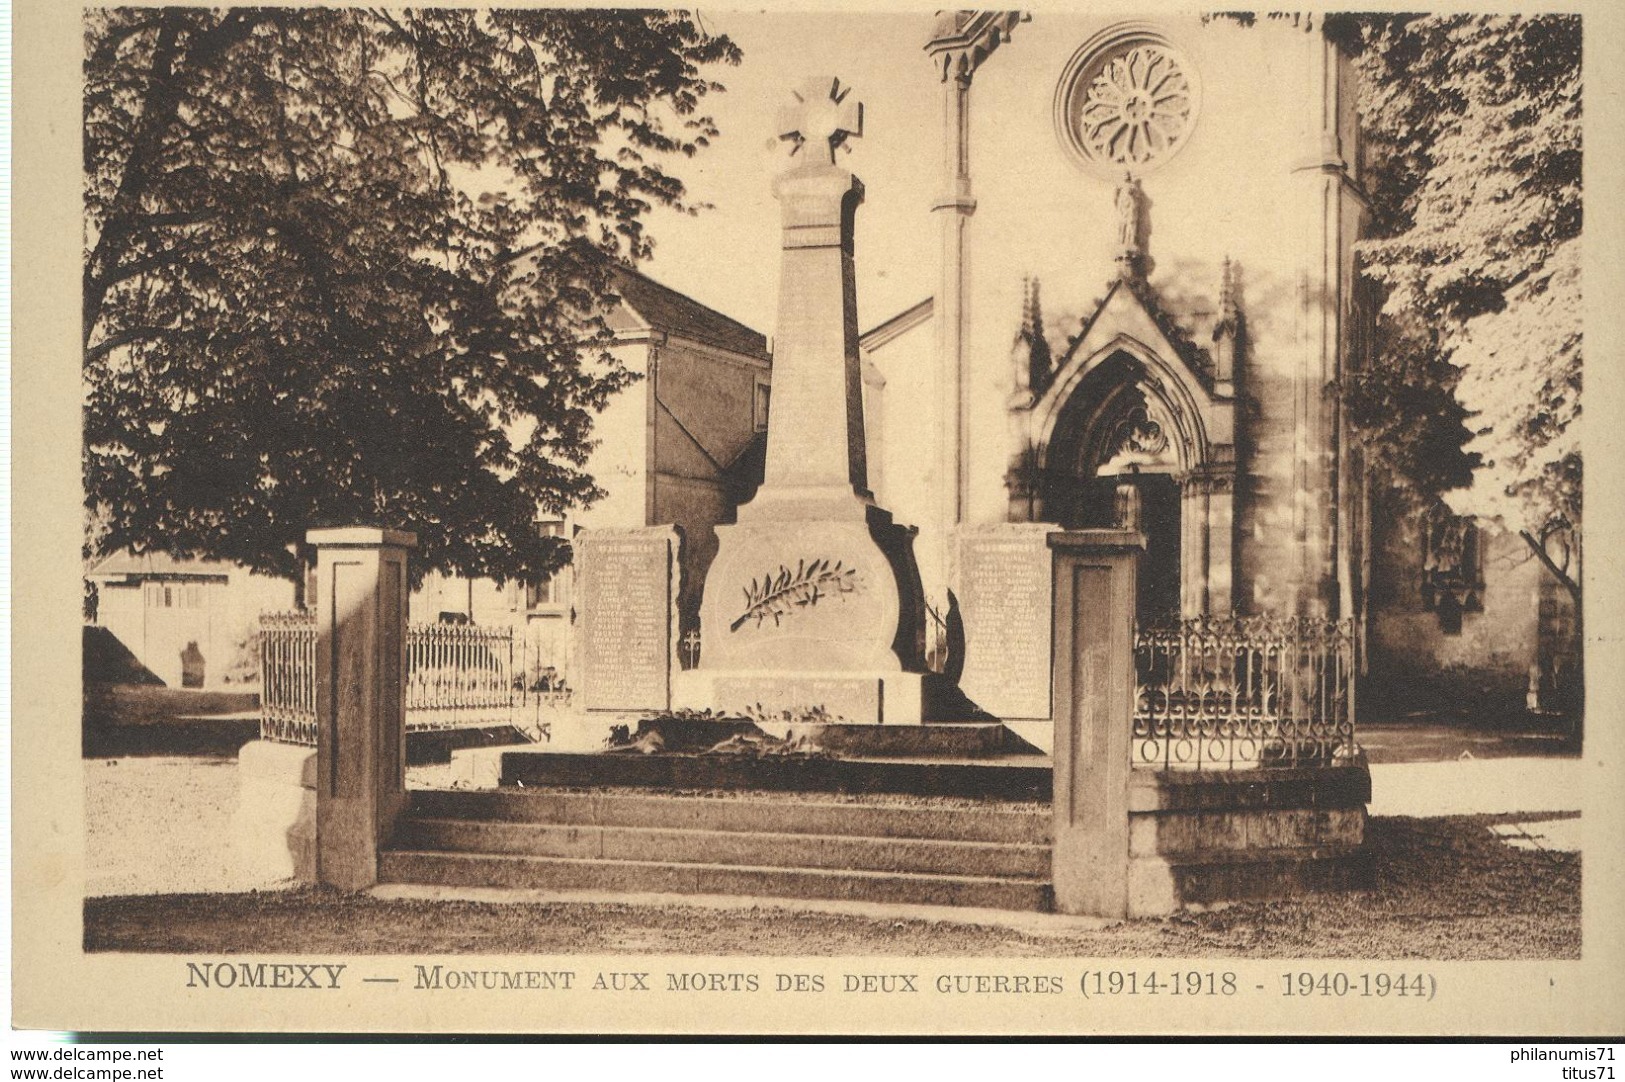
863,318,939,578
938,15,1361,619
963,16,1305,511
1366,510,1544,718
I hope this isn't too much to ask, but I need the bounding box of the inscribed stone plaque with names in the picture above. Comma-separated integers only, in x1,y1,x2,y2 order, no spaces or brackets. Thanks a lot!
577,528,678,712
955,524,1055,719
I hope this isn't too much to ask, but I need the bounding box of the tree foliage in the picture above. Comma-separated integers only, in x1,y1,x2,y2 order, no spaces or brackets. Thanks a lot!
84,8,739,582
1349,14,1581,593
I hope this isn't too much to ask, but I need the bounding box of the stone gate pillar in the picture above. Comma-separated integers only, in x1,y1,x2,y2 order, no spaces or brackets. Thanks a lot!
1048,528,1144,917
308,526,415,890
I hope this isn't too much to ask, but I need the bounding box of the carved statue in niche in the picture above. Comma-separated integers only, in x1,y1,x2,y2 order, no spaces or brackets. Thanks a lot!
1114,479,1143,530
1116,173,1142,248
1114,173,1146,276
1421,509,1484,629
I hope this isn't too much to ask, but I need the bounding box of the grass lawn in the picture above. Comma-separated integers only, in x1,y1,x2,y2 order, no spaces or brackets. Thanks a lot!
84,813,1579,959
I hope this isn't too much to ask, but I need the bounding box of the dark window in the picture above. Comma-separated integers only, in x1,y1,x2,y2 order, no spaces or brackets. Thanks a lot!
754,383,771,432
527,521,567,610
1422,511,1484,630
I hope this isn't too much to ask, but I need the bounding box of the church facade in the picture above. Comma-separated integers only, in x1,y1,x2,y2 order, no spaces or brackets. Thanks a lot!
861,13,1369,696
853,11,1574,721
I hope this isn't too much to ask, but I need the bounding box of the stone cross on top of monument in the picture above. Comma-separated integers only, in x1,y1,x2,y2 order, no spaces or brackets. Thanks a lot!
777,77,863,165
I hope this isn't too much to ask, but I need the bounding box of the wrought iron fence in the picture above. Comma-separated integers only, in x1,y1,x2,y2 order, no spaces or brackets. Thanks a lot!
1133,614,1357,770
406,622,518,731
259,611,318,746
257,614,561,746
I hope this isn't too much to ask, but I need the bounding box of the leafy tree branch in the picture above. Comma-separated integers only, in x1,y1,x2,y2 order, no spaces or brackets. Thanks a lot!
84,8,740,585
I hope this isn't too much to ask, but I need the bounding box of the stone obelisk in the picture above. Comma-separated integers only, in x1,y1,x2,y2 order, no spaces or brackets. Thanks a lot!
675,77,925,725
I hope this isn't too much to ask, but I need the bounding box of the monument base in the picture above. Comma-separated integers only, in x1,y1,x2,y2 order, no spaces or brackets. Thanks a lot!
673,668,923,725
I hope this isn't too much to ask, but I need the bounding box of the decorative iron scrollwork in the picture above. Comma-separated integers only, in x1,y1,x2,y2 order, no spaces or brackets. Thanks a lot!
1133,614,1358,770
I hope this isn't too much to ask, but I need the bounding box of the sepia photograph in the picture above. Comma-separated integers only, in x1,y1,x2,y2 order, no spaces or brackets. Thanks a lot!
11,0,1623,1039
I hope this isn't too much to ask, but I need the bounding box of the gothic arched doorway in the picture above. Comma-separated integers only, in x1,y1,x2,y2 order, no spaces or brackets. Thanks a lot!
1041,358,1188,622
1007,274,1240,621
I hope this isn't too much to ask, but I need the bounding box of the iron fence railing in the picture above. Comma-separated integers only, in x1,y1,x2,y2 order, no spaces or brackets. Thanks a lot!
262,608,1357,770
258,611,318,746
1133,614,1358,770
406,622,518,731
257,614,566,746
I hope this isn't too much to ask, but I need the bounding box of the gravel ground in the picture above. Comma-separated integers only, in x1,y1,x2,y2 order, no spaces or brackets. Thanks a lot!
85,770,1580,958
85,757,261,896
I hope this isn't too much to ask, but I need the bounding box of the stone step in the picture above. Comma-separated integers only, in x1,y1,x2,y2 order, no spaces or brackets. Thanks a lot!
407,725,532,766
408,788,1051,845
378,850,1054,912
394,817,1051,879
1159,844,1376,906
499,751,1052,801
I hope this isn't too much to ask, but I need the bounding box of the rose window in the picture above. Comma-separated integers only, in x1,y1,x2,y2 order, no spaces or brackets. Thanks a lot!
1057,38,1198,174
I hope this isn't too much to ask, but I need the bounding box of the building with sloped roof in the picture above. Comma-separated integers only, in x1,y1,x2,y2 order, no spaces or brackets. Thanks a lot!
88,258,771,691
413,256,772,686
86,552,296,688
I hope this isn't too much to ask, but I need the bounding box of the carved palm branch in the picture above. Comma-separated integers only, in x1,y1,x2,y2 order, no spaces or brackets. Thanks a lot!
730,557,859,632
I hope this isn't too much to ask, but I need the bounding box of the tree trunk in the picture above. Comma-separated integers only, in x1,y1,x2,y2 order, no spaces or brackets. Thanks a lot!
1520,530,1581,603
85,11,262,347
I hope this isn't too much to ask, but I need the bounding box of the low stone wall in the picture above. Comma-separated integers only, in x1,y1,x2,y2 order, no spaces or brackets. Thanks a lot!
232,739,317,884
1125,763,1373,914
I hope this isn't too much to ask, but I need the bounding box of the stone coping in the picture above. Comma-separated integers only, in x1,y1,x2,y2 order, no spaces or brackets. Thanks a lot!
1046,528,1147,554
1128,763,1373,812
305,526,417,549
